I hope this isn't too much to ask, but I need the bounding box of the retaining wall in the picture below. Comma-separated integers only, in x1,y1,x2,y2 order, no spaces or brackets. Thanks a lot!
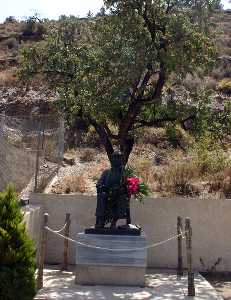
22,205,42,263
30,193,231,272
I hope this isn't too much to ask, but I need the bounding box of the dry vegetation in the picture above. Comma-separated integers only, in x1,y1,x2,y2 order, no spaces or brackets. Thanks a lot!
181,11,231,95
51,175,88,194
46,126,231,199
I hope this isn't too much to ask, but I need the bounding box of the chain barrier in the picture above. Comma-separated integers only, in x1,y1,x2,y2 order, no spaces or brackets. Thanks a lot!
47,222,68,234
45,225,187,252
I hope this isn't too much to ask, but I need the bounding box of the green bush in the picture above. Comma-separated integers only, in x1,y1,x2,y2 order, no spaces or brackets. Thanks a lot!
190,138,230,175
21,18,46,39
165,125,179,148
0,186,36,300
5,16,16,23
165,124,193,149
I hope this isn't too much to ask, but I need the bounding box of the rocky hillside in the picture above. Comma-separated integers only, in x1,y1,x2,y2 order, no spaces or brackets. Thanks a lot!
0,17,56,115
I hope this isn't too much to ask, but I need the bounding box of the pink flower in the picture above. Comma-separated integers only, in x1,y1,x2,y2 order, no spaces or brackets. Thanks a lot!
126,177,140,196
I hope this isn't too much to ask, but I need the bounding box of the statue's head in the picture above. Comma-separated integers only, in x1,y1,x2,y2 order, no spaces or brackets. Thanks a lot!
110,151,123,169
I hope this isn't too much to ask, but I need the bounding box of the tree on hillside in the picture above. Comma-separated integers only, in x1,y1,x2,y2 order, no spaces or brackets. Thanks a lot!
86,10,94,18
0,186,36,300
96,6,106,17
19,1,221,165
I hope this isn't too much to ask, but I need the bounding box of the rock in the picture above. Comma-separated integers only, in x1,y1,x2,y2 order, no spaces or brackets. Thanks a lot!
63,155,75,166
154,151,168,165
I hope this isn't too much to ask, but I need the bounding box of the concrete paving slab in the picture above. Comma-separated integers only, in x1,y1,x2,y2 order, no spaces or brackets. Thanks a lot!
35,267,222,300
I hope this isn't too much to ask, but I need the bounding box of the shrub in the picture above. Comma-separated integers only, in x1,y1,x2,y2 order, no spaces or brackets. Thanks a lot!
5,16,16,23
136,127,166,146
163,162,199,196
190,139,230,175
129,156,160,192
130,157,153,183
82,127,102,148
21,18,46,40
165,125,193,149
80,148,95,162
0,186,36,300
21,20,35,37
0,69,18,87
204,77,217,90
183,73,203,91
209,167,231,198
35,23,46,38
218,78,231,95
165,125,179,148
6,37,19,50
51,175,87,194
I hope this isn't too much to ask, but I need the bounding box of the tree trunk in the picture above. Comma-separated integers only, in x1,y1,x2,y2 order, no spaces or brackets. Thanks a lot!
120,135,135,166
88,117,114,163
66,127,77,148
87,116,135,167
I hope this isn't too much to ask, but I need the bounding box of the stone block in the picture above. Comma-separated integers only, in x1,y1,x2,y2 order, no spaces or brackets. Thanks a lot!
75,233,147,286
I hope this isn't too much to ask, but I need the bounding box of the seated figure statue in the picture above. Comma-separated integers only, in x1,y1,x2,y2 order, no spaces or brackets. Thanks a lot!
95,151,131,229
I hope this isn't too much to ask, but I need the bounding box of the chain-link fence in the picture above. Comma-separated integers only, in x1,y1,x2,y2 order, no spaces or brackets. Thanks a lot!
0,113,64,195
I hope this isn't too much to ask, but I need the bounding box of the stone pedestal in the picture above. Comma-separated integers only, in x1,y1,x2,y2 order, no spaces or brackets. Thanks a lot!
75,233,147,286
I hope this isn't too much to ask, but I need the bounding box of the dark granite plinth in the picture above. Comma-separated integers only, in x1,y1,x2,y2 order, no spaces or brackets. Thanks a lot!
85,225,141,236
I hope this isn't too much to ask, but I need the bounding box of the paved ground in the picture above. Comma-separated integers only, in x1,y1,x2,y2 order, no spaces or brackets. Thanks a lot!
35,267,223,300
203,274,231,300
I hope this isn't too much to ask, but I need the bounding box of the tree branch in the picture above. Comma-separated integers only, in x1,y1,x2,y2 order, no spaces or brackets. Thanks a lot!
135,114,198,130
135,116,176,129
118,66,153,140
87,116,114,160
142,2,165,42
104,123,119,139
166,0,175,14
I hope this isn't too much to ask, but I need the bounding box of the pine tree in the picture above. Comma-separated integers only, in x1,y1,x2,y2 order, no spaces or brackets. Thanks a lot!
0,186,36,300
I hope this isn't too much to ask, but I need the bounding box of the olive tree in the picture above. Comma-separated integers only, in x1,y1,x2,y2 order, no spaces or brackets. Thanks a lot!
19,1,220,164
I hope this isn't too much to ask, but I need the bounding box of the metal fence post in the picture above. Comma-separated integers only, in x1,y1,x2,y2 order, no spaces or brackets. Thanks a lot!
185,217,195,297
37,213,49,289
58,117,65,169
61,213,71,271
177,216,183,276
34,121,42,192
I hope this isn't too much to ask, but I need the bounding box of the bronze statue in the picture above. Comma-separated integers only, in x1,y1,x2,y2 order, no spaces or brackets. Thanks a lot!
95,151,131,229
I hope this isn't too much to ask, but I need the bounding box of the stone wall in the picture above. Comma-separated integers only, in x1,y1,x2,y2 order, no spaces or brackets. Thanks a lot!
30,193,231,272
22,205,42,263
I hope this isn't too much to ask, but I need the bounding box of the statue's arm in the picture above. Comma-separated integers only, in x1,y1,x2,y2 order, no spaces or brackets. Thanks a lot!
96,170,109,192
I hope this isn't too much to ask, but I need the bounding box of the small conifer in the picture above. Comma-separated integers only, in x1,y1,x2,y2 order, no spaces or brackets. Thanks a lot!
0,186,36,300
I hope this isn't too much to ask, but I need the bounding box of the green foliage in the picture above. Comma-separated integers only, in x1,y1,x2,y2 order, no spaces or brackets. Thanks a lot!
165,125,179,148
0,186,36,300
123,166,150,202
5,16,16,23
18,1,221,162
21,16,46,39
165,123,193,149
188,89,231,142
96,7,107,17
189,137,230,175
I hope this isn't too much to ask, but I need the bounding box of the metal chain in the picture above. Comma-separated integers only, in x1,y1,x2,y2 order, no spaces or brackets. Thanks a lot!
47,222,68,233
45,226,187,252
